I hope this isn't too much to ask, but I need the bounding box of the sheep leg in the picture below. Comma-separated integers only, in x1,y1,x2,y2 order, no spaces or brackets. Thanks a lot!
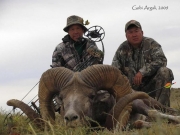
142,97,177,114
132,99,180,123
129,113,152,129
132,99,152,116
133,120,152,129
148,110,180,123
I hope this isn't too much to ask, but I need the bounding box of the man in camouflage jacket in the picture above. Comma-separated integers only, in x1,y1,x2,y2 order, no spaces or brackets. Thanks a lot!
51,15,104,112
51,15,103,71
112,20,174,106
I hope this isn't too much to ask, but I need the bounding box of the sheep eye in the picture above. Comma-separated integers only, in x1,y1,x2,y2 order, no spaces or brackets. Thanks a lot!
59,96,63,101
89,94,95,100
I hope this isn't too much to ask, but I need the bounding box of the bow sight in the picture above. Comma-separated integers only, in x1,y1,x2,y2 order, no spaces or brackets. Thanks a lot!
84,25,105,54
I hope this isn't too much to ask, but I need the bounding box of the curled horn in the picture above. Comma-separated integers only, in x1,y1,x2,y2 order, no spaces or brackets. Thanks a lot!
80,64,148,129
80,64,132,97
7,99,43,128
105,91,149,130
38,67,74,123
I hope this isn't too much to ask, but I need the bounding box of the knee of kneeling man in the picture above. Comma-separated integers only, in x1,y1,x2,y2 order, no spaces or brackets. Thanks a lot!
158,67,169,73
157,67,171,77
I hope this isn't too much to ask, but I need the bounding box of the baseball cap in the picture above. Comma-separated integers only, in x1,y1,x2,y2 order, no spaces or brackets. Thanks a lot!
125,20,142,31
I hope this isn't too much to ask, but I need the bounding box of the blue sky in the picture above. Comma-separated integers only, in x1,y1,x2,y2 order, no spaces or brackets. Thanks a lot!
0,0,180,111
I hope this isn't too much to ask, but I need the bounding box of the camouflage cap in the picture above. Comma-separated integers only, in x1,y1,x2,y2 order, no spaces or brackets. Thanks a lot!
125,20,142,32
63,15,88,32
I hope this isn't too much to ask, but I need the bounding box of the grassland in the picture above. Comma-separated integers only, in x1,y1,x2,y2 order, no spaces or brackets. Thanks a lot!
1,88,180,135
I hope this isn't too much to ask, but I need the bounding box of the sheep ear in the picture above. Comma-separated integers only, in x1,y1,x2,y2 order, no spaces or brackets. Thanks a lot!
38,67,74,123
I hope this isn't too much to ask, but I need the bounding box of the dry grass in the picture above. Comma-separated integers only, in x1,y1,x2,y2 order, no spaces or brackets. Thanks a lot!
170,88,180,109
1,88,180,135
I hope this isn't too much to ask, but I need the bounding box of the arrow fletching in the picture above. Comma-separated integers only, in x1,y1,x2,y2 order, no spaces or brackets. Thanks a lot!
164,82,176,88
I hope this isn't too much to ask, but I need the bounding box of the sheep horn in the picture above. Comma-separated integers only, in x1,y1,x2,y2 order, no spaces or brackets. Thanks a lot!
38,67,74,123
80,64,132,98
105,91,149,130
7,99,44,128
80,64,148,129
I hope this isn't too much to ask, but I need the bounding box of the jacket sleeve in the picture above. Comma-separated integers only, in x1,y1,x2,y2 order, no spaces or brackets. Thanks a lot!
51,43,65,68
111,46,123,70
139,41,167,77
86,40,104,64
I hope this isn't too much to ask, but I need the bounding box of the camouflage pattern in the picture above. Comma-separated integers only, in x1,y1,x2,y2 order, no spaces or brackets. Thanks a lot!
51,35,103,71
63,15,88,32
112,37,174,106
125,20,142,31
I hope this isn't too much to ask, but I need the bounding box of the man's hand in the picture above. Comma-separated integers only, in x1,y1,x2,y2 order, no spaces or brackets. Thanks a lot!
133,72,143,86
87,45,104,58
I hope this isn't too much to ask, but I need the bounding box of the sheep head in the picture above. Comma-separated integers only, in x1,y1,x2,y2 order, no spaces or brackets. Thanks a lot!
38,65,149,129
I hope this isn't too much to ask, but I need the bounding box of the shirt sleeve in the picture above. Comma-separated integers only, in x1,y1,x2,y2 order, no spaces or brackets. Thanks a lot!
139,42,167,77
